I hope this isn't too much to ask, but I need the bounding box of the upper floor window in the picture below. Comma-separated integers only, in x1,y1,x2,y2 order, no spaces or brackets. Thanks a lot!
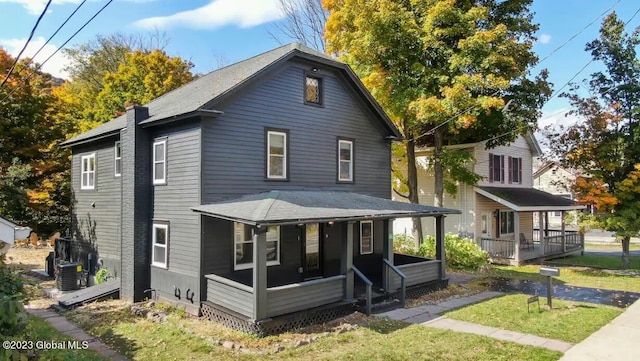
234,223,280,270
305,75,322,105
80,153,96,190
360,221,373,255
152,222,169,268
153,139,167,185
489,153,503,183
114,141,122,177
500,211,515,235
509,157,522,184
338,139,354,182
266,130,287,180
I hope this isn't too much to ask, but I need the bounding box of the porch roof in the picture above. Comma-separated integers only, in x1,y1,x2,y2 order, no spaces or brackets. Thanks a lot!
192,191,460,227
475,186,586,212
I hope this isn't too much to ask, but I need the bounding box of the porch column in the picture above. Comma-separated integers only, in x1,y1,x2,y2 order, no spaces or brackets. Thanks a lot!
514,212,520,261
252,227,267,321
538,211,545,254
435,216,446,280
561,211,566,252
382,219,394,292
341,221,354,300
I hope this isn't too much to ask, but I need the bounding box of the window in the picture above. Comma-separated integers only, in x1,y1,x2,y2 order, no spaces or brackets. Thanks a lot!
234,223,280,270
338,139,354,182
266,130,287,179
305,75,322,105
500,211,515,235
509,157,522,184
80,154,96,190
489,153,504,183
360,221,373,255
152,223,169,268
114,141,122,177
153,139,167,185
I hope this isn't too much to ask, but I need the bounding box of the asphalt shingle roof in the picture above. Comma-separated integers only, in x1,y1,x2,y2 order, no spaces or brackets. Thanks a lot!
476,186,584,211
192,191,460,226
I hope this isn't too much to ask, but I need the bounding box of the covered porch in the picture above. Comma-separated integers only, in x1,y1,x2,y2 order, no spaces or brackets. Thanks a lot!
192,191,459,331
475,186,585,265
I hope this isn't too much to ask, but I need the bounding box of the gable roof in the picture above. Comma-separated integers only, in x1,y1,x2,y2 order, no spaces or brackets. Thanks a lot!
192,191,460,227
61,43,401,147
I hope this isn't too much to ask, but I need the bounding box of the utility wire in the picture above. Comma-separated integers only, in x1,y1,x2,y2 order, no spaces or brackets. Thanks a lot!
0,0,114,105
0,0,53,90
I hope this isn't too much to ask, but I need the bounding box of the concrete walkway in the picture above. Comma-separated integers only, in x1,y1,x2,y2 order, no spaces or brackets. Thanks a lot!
560,298,640,360
25,305,129,361
376,291,573,352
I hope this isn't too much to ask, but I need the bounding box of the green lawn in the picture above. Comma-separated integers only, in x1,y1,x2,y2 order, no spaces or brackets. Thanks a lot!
585,243,640,251
445,294,622,344
550,255,640,270
490,265,640,293
1,315,109,361
64,301,561,361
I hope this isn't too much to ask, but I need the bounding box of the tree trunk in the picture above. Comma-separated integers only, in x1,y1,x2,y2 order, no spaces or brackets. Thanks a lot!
433,127,444,208
406,138,423,244
621,236,630,269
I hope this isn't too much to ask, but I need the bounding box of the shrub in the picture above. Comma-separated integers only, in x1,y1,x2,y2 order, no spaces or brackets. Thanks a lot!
0,255,28,336
420,233,489,271
95,268,109,285
393,234,417,255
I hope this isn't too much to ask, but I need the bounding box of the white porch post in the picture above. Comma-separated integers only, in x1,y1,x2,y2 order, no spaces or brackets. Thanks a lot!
342,221,354,300
382,219,394,292
252,227,267,321
514,212,520,261
561,211,566,252
538,211,545,254
435,216,446,280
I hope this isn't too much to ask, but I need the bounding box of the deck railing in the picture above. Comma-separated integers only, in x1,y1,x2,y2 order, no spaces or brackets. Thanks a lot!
383,259,406,307
478,237,515,259
352,266,372,315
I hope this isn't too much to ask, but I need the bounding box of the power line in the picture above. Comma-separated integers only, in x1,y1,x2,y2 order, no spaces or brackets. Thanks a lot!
0,0,53,90
0,0,114,105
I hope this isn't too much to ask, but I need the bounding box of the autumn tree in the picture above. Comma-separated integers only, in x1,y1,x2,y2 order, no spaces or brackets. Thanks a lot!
325,0,550,242
546,13,640,268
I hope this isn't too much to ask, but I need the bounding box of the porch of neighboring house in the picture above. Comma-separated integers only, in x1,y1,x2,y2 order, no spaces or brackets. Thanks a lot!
191,191,459,335
474,186,585,265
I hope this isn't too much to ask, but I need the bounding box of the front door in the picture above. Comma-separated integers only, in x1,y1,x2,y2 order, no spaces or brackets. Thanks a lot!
302,223,322,279
481,212,492,238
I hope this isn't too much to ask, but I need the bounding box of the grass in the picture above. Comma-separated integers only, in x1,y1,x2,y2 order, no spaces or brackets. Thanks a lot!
490,265,640,293
1,315,109,361
445,294,622,344
63,300,561,361
585,243,640,251
550,255,640,270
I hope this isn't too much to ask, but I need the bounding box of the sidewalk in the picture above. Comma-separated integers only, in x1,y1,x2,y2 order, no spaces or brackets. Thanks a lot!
376,291,573,352
560,298,640,360
25,305,129,361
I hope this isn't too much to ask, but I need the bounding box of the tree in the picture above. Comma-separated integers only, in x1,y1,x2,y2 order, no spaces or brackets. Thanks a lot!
269,0,328,52
546,13,640,268
325,0,550,242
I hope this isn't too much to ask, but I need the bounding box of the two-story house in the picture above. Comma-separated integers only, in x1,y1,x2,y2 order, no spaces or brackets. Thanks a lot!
533,161,584,228
395,133,584,265
60,43,459,335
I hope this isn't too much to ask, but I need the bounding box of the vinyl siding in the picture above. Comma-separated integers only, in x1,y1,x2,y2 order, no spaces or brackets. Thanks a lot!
266,276,345,317
476,136,534,188
475,194,534,241
202,64,391,203
71,138,121,276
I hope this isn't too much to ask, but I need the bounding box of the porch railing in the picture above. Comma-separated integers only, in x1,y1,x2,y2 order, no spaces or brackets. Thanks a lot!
383,259,406,307
478,237,515,259
205,274,253,317
266,275,345,318
352,266,372,315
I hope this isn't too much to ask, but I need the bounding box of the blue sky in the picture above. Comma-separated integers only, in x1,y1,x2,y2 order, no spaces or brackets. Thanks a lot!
0,0,638,127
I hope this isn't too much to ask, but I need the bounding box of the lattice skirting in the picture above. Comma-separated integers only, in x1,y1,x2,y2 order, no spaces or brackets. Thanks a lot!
200,301,357,337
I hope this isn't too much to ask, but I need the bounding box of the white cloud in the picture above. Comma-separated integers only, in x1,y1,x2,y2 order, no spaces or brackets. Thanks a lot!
0,37,69,79
134,0,286,30
539,34,552,44
0,0,82,15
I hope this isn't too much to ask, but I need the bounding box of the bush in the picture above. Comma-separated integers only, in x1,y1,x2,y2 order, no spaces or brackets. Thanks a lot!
0,255,28,336
419,233,489,271
393,234,417,255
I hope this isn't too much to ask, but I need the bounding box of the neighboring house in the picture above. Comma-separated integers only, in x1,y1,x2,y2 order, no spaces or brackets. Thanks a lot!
396,133,584,265
61,43,459,335
0,216,31,254
533,162,579,227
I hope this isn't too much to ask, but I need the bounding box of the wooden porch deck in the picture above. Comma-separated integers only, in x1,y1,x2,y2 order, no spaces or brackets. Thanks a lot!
479,231,585,265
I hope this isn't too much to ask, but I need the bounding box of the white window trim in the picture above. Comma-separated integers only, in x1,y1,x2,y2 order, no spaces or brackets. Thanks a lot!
234,223,281,270
114,141,122,177
267,131,287,179
152,223,168,268
80,153,96,190
338,139,353,182
153,139,167,185
360,220,373,255
500,210,515,236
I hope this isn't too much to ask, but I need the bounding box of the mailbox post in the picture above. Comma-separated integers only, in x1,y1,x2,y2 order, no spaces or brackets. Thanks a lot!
540,267,560,309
